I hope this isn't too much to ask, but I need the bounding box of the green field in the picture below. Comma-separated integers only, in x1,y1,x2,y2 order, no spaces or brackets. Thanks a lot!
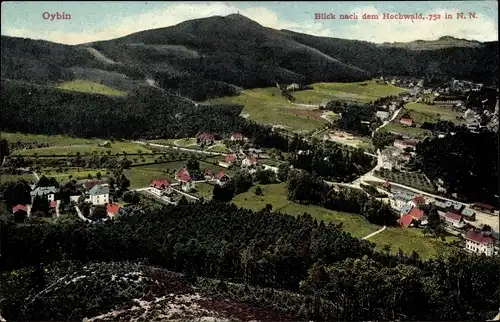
404,102,462,125
56,80,127,97
207,87,327,132
381,122,432,139
12,142,153,156
206,144,229,153
2,132,97,146
41,168,108,182
232,183,379,238
192,182,215,200
0,173,37,184
370,227,459,260
293,81,407,105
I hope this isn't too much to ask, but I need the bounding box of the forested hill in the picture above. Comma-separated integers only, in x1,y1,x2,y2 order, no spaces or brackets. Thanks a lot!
1,14,498,100
0,79,288,149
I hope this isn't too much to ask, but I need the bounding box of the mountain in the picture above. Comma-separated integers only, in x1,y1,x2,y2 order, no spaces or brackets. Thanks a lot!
379,36,483,50
1,13,498,100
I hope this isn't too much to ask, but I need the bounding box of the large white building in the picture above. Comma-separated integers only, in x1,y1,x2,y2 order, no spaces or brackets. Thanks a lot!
465,229,495,256
150,179,172,196
86,184,109,205
30,186,57,203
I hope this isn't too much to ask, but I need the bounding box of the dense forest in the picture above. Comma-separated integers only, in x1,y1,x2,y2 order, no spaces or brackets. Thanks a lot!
288,137,375,182
1,199,499,321
415,128,499,203
0,80,288,151
321,100,380,135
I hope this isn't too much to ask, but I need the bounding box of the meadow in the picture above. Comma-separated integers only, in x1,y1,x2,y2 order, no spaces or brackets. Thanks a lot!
11,142,154,156
0,173,37,184
207,87,327,132
40,168,108,182
56,80,128,97
404,102,462,125
293,81,407,105
1,132,97,147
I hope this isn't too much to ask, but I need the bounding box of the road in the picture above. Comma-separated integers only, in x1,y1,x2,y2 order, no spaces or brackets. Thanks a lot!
75,205,92,223
134,141,222,156
372,107,403,137
362,225,387,240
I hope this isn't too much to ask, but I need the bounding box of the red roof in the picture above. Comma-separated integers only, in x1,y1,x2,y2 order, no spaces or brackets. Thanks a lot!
12,204,28,213
176,168,189,177
151,179,170,188
231,133,245,139
225,154,237,163
84,180,104,190
412,195,425,205
394,139,417,147
197,132,215,140
474,202,495,211
106,203,121,216
408,207,424,220
399,118,413,126
466,229,495,244
217,171,228,180
399,215,414,227
49,200,57,208
445,212,462,222
204,168,213,175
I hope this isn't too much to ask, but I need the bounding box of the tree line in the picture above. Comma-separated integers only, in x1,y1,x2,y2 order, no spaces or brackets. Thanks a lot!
1,200,498,321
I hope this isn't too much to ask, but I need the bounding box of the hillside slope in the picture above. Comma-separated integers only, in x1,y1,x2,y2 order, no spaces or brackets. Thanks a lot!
1,14,498,100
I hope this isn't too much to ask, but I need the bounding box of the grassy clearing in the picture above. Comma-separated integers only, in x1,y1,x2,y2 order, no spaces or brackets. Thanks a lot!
370,227,458,260
1,132,97,146
56,80,127,97
404,102,462,124
0,173,37,184
12,142,153,156
41,168,108,182
381,123,432,139
207,87,327,132
232,183,379,238
192,182,215,200
293,81,406,105
207,145,229,153
124,167,173,189
175,138,198,146
148,139,178,146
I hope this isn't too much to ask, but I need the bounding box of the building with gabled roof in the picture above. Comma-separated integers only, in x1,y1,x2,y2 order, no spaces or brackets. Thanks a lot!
176,168,195,192
216,171,230,186
151,179,172,196
87,184,109,205
241,155,258,168
465,229,495,256
444,212,465,228
230,133,248,141
106,203,121,218
30,186,57,203
12,204,28,214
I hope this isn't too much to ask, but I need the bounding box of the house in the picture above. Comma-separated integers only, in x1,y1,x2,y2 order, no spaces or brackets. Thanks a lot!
241,155,258,168
464,109,477,119
287,83,300,91
465,229,495,256
400,203,413,216
461,208,476,221
248,148,263,156
216,171,230,186
150,179,172,196
30,186,57,203
444,212,465,229
376,111,389,120
230,132,248,142
473,202,495,214
87,184,109,205
83,180,105,191
399,117,413,126
218,153,237,168
204,169,214,180
393,139,418,150
399,214,416,227
176,168,195,192
408,207,424,221
106,203,121,217
49,200,57,209
411,195,426,207
196,133,215,145
12,204,28,214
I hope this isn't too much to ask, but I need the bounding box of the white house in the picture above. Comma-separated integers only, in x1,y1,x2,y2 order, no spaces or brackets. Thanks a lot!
444,212,465,229
30,186,57,203
86,184,109,205
393,139,418,151
465,229,495,256
176,168,195,192
216,171,230,186
230,133,248,141
151,179,172,196
376,111,389,121
241,155,258,168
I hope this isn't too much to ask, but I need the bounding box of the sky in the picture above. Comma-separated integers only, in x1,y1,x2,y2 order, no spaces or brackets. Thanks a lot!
1,1,498,45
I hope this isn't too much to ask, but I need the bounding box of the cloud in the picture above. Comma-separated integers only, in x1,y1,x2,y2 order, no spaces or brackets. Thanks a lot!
1,2,497,45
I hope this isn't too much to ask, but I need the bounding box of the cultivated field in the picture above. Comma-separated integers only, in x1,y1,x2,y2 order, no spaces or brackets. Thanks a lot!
56,80,128,97
1,132,97,147
380,122,432,139
404,102,462,124
0,173,37,184
40,168,108,182
293,81,406,105
207,87,327,132
11,142,154,156
374,168,436,193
